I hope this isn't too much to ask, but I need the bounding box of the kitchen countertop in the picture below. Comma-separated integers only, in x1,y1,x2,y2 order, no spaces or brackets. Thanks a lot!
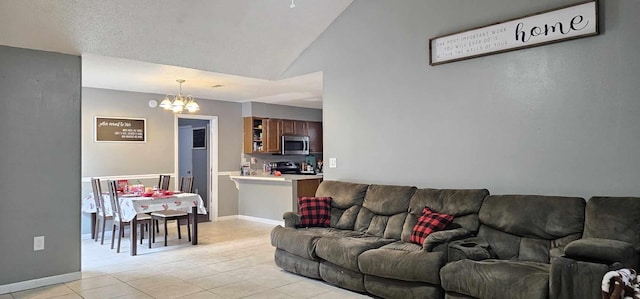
229,174,323,182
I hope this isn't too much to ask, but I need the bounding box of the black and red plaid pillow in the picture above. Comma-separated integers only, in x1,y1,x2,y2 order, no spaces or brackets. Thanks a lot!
298,197,331,228
410,207,454,246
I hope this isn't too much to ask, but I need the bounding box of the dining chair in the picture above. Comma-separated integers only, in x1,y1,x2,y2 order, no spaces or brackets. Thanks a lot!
179,176,194,193
158,174,171,191
90,178,113,245
107,180,153,252
150,179,191,246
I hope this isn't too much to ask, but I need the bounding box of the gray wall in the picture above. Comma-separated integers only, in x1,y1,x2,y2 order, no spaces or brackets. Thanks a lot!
82,87,242,226
0,46,81,285
243,102,322,121
284,0,640,199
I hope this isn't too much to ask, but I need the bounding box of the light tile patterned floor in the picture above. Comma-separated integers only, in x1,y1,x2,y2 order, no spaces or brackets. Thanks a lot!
3,220,371,299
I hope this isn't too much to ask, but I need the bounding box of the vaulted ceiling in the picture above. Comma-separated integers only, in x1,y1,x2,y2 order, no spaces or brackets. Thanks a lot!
0,0,353,108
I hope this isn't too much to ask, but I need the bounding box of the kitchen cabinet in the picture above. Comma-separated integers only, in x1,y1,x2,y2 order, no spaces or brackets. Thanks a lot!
244,117,283,154
244,117,322,154
243,117,266,153
307,121,323,153
282,119,307,135
265,118,281,153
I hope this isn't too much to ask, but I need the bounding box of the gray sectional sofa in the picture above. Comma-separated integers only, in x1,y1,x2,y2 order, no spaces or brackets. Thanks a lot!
270,180,640,299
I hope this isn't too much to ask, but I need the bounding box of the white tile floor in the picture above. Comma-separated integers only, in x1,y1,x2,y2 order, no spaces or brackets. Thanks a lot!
3,220,372,299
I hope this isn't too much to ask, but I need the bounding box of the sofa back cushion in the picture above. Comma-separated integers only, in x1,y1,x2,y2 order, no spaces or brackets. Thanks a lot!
478,195,586,263
401,188,489,242
354,184,416,239
583,197,640,247
315,180,369,230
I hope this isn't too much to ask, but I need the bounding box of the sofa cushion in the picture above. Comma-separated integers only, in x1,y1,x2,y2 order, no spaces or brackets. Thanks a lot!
351,184,415,238
477,195,585,262
315,180,368,209
270,225,363,259
583,197,640,247
359,241,445,284
401,188,488,242
315,235,396,272
362,184,416,215
315,181,369,230
354,207,407,239
298,197,331,228
441,259,551,299
410,207,454,246
564,238,638,267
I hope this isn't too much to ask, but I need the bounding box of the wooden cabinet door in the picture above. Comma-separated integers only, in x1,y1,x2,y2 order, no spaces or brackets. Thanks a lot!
307,121,323,153
243,117,253,154
294,121,308,135
282,119,294,135
265,119,282,153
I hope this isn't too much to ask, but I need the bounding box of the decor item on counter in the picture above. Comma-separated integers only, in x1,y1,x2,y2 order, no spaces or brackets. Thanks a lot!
159,79,200,113
429,0,598,65
297,196,331,228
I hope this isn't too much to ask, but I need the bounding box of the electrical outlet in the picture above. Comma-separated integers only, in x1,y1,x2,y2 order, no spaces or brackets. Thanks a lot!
34,236,45,251
329,158,337,168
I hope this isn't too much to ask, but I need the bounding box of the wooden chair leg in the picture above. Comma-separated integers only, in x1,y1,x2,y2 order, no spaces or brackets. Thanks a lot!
151,218,156,243
139,222,144,244
100,219,107,245
117,225,123,253
187,217,191,242
94,218,100,242
111,224,116,249
148,220,152,249
164,220,168,246
177,220,182,240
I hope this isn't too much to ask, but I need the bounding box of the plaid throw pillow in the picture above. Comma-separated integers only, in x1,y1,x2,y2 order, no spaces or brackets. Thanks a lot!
410,207,454,246
298,197,331,228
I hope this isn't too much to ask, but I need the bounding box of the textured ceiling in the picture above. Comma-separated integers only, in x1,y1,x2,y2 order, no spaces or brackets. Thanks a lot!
0,0,353,108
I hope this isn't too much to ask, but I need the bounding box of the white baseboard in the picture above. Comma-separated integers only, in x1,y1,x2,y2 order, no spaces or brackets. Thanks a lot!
237,215,284,226
0,272,81,295
217,214,283,226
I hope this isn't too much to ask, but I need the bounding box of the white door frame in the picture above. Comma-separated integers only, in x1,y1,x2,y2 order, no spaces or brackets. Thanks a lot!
174,114,219,222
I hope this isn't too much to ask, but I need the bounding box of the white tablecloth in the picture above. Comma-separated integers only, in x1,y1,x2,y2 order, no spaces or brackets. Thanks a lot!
82,192,207,222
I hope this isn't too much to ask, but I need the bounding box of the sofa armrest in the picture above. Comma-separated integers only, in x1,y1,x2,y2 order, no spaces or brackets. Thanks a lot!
564,238,639,268
447,237,493,262
283,211,300,228
423,228,472,251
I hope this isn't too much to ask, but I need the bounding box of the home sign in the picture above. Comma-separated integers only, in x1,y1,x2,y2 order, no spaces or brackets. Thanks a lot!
429,0,599,65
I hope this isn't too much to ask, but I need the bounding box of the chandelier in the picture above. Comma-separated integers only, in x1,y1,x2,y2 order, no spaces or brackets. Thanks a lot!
159,79,200,113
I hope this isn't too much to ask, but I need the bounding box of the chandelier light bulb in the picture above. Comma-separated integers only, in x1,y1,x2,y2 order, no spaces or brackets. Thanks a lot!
157,79,200,114
290,0,295,9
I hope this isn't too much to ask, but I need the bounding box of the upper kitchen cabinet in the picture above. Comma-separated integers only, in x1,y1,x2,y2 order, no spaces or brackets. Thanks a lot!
244,117,282,154
244,117,322,154
243,117,266,153
307,121,323,153
265,118,282,153
282,119,308,135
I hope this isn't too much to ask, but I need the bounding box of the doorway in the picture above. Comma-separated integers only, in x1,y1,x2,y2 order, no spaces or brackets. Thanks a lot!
174,114,218,222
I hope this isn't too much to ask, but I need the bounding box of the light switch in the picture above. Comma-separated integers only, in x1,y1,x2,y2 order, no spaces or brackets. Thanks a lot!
329,158,337,168
34,236,44,251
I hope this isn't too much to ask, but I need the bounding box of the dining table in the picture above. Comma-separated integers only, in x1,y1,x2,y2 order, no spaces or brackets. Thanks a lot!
82,192,207,255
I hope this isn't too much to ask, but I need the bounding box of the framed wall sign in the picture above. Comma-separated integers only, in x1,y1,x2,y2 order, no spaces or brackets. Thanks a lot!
94,116,146,142
429,0,599,65
192,127,206,149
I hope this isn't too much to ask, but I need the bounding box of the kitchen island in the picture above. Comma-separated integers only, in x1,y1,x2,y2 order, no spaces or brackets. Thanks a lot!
229,174,323,223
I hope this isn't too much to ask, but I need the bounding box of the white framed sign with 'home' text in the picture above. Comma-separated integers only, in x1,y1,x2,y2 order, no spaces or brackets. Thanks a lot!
429,0,599,65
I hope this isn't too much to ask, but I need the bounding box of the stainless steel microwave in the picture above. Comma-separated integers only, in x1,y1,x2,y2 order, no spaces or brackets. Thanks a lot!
281,134,309,155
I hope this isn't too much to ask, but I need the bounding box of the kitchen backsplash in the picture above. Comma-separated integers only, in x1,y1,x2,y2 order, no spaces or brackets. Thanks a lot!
244,153,324,173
